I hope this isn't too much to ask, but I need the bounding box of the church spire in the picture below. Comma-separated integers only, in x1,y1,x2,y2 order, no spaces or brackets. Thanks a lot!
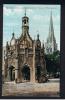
45,11,57,54
37,30,39,40
48,11,55,42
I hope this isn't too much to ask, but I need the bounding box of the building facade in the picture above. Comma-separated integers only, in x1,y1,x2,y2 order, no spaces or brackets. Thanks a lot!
4,12,47,83
45,12,57,54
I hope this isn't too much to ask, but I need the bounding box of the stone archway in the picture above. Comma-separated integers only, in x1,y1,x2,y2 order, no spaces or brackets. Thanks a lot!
22,64,30,82
36,65,41,82
9,65,15,81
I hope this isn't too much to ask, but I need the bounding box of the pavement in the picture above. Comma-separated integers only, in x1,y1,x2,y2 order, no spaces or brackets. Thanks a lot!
2,78,60,97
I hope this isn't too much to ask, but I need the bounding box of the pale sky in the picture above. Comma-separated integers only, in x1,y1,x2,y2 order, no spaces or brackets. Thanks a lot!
3,4,60,50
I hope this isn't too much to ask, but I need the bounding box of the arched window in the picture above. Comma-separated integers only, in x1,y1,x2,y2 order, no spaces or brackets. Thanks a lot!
24,19,26,24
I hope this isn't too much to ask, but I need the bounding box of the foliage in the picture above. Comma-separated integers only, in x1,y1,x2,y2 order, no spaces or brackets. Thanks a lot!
45,50,60,77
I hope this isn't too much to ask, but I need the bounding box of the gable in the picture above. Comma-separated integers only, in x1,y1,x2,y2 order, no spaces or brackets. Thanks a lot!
18,33,33,48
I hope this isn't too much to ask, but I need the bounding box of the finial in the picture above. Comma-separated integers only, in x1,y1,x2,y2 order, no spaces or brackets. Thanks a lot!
37,34,39,40
12,32,14,37
12,26,15,37
37,30,39,40
25,8,26,16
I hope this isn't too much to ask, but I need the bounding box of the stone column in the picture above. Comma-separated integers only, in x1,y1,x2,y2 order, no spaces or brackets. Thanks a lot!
7,68,10,81
15,58,19,83
30,41,35,83
15,42,19,83
4,58,9,82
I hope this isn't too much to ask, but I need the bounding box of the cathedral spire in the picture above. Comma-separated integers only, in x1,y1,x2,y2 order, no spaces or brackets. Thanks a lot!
45,11,57,54
48,11,55,42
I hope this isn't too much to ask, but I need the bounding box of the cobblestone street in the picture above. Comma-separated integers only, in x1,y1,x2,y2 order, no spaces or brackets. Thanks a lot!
2,78,60,97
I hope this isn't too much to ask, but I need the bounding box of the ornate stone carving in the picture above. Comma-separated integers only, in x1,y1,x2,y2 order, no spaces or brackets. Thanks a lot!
4,11,47,83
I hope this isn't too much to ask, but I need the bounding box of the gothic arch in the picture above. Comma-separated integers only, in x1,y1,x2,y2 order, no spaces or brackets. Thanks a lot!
21,64,30,81
8,65,15,81
36,65,41,82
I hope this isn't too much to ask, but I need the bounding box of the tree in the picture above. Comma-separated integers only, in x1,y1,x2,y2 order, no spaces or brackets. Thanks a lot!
45,50,60,78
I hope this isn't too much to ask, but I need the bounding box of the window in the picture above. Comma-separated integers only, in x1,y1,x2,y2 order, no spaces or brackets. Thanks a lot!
50,48,52,52
24,20,26,24
11,52,13,55
47,48,49,53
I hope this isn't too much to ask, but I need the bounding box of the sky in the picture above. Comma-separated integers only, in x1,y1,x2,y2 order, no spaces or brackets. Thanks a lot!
3,4,60,50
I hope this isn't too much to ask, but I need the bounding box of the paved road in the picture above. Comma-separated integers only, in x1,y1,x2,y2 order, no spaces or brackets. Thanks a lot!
2,78,60,97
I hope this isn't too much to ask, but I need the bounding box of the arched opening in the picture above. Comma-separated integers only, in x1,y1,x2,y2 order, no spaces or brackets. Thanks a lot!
9,65,15,81
22,64,30,82
36,65,41,82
